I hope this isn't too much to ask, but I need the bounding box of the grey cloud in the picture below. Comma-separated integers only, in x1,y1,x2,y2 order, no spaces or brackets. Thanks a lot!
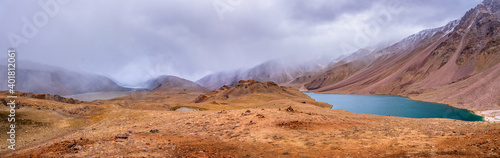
284,0,379,23
1,0,481,86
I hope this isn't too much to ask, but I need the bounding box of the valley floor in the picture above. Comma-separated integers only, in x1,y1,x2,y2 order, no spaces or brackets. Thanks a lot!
1,91,500,157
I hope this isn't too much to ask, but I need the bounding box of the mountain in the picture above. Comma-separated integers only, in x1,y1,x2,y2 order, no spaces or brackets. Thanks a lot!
288,41,398,91
0,61,128,96
301,20,459,91
290,48,379,91
145,75,208,93
302,0,500,111
196,57,334,90
195,70,244,91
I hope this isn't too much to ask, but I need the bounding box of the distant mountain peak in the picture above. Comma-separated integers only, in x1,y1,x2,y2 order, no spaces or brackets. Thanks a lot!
147,75,208,93
197,58,331,90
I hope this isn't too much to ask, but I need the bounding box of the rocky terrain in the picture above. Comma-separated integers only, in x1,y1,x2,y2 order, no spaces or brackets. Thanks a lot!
2,84,500,157
192,80,332,110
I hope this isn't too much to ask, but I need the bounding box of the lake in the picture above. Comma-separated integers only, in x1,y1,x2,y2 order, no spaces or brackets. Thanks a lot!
305,93,483,121
175,107,200,111
64,91,142,102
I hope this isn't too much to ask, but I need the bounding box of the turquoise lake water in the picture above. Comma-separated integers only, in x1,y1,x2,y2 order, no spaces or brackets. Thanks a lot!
304,93,483,121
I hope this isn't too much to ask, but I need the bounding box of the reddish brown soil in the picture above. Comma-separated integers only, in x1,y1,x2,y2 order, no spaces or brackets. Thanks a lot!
2,88,500,157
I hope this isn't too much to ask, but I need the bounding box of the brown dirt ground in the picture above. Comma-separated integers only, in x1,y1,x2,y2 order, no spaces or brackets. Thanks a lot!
1,91,500,157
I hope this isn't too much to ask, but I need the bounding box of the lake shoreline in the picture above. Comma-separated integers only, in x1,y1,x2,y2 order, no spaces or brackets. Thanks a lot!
476,110,500,122
404,96,490,122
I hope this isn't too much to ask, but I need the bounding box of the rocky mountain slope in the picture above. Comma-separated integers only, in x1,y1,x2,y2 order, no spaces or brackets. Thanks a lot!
302,0,500,111
197,42,392,92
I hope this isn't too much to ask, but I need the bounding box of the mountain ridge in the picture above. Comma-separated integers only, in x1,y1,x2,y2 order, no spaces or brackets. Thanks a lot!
196,58,333,90
145,75,208,93
0,61,129,96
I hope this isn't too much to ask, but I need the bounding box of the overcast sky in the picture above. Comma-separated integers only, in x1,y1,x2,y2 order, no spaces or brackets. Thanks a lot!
1,0,482,86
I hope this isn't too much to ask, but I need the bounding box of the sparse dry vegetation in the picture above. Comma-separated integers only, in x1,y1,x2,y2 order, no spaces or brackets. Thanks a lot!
1,80,499,157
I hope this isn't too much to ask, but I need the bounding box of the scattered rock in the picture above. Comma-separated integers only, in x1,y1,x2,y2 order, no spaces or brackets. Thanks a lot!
330,146,339,150
306,142,315,146
248,120,255,125
285,106,295,112
150,129,159,133
115,134,129,139
283,151,290,155
242,110,252,116
256,114,265,118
